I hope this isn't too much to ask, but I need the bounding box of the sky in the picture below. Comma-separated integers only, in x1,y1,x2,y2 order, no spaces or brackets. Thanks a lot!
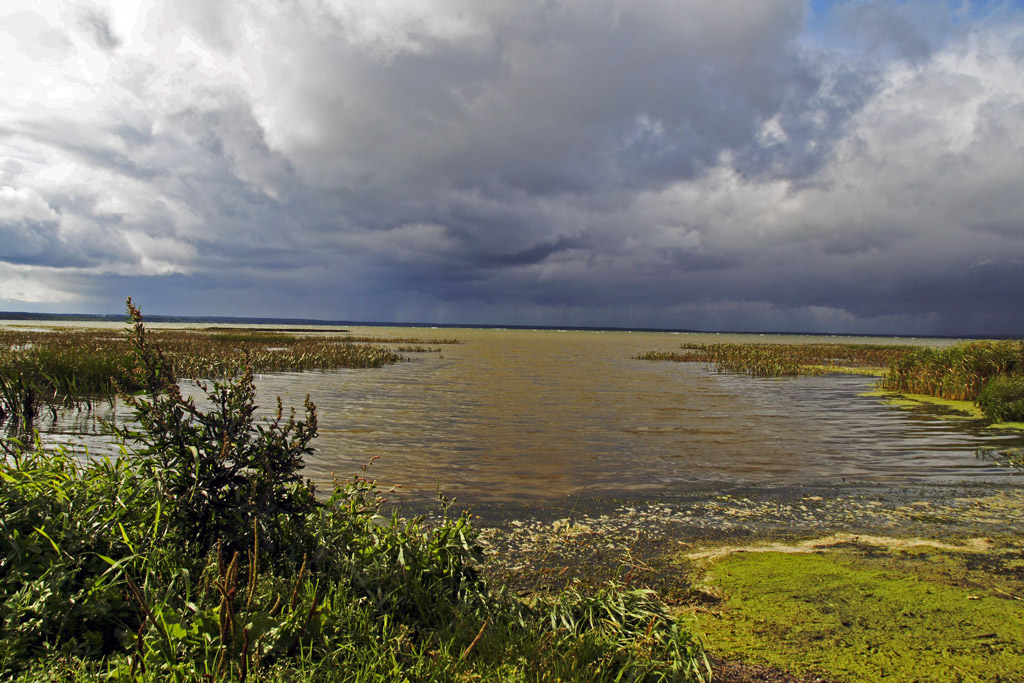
2,1,1024,335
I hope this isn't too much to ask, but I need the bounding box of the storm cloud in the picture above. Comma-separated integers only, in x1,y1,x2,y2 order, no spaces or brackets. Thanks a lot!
1,0,1023,335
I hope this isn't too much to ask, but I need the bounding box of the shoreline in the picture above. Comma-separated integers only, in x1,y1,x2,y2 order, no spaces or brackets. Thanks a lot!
458,479,1024,682
382,478,1024,603
464,479,1024,571
414,478,1024,529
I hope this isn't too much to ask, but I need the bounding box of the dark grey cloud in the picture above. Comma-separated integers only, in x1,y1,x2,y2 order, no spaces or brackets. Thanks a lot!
479,235,586,269
970,220,1024,240
0,219,60,265
1,1,1023,335
76,6,119,51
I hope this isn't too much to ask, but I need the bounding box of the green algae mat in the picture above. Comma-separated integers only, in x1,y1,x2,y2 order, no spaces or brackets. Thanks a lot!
693,544,1024,682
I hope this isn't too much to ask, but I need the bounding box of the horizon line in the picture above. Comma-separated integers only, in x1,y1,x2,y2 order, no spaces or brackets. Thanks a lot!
0,310,1015,341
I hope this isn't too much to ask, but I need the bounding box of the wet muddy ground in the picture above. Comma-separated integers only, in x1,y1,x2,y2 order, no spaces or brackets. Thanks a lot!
431,481,1024,682
454,481,1024,593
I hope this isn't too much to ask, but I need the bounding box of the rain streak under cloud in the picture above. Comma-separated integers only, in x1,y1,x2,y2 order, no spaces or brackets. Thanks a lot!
1,0,1023,335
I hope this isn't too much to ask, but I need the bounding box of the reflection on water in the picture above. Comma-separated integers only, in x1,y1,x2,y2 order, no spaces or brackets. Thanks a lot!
32,328,1024,505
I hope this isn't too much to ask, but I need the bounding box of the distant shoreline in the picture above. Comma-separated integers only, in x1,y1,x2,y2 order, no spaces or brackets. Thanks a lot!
0,310,1008,339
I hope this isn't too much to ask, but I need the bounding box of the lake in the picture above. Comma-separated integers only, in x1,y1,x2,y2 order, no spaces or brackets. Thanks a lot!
38,326,1024,507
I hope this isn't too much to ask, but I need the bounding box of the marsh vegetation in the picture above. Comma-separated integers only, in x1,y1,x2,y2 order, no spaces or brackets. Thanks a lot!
638,342,915,377
880,340,1024,418
0,303,710,681
0,325,408,429
4,307,1023,680
641,339,1024,425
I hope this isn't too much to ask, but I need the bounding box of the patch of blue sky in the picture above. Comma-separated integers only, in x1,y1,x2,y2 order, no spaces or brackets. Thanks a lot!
799,0,1024,54
805,0,1024,28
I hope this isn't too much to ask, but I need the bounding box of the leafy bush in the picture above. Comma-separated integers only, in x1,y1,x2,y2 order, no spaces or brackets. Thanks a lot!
977,375,1024,423
0,442,156,666
112,298,320,559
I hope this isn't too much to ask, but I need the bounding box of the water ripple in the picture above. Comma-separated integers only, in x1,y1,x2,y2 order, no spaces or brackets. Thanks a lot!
36,329,1024,504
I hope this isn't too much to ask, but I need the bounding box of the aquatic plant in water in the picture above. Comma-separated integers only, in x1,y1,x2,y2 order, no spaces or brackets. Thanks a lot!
0,322,404,429
642,339,1024,425
639,342,913,377
879,340,1024,400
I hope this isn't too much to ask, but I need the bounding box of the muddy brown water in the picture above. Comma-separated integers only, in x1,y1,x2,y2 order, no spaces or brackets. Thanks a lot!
32,326,1024,508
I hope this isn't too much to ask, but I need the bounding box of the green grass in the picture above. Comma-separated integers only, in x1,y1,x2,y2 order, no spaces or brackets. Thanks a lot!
394,345,442,353
694,547,1024,682
205,331,301,344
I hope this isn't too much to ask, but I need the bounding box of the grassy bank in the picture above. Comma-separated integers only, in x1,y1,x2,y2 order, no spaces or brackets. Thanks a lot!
2,446,708,682
878,341,1024,424
0,302,709,682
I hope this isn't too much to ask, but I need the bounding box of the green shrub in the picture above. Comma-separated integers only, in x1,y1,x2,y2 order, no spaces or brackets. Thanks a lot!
0,440,161,670
977,375,1024,423
112,298,320,559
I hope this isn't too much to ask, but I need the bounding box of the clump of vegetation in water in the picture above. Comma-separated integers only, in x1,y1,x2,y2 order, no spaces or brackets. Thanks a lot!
0,300,709,682
642,339,1024,426
880,340,1024,422
639,342,913,377
879,340,1024,401
0,323,403,428
0,337,132,425
345,335,462,345
977,444,1024,470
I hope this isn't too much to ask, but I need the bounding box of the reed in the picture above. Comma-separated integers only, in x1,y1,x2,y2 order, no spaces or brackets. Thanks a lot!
205,330,301,344
345,335,462,345
640,342,914,377
975,374,1024,422
0,327,403,427
879,340,1024,401
642,338,1024,423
